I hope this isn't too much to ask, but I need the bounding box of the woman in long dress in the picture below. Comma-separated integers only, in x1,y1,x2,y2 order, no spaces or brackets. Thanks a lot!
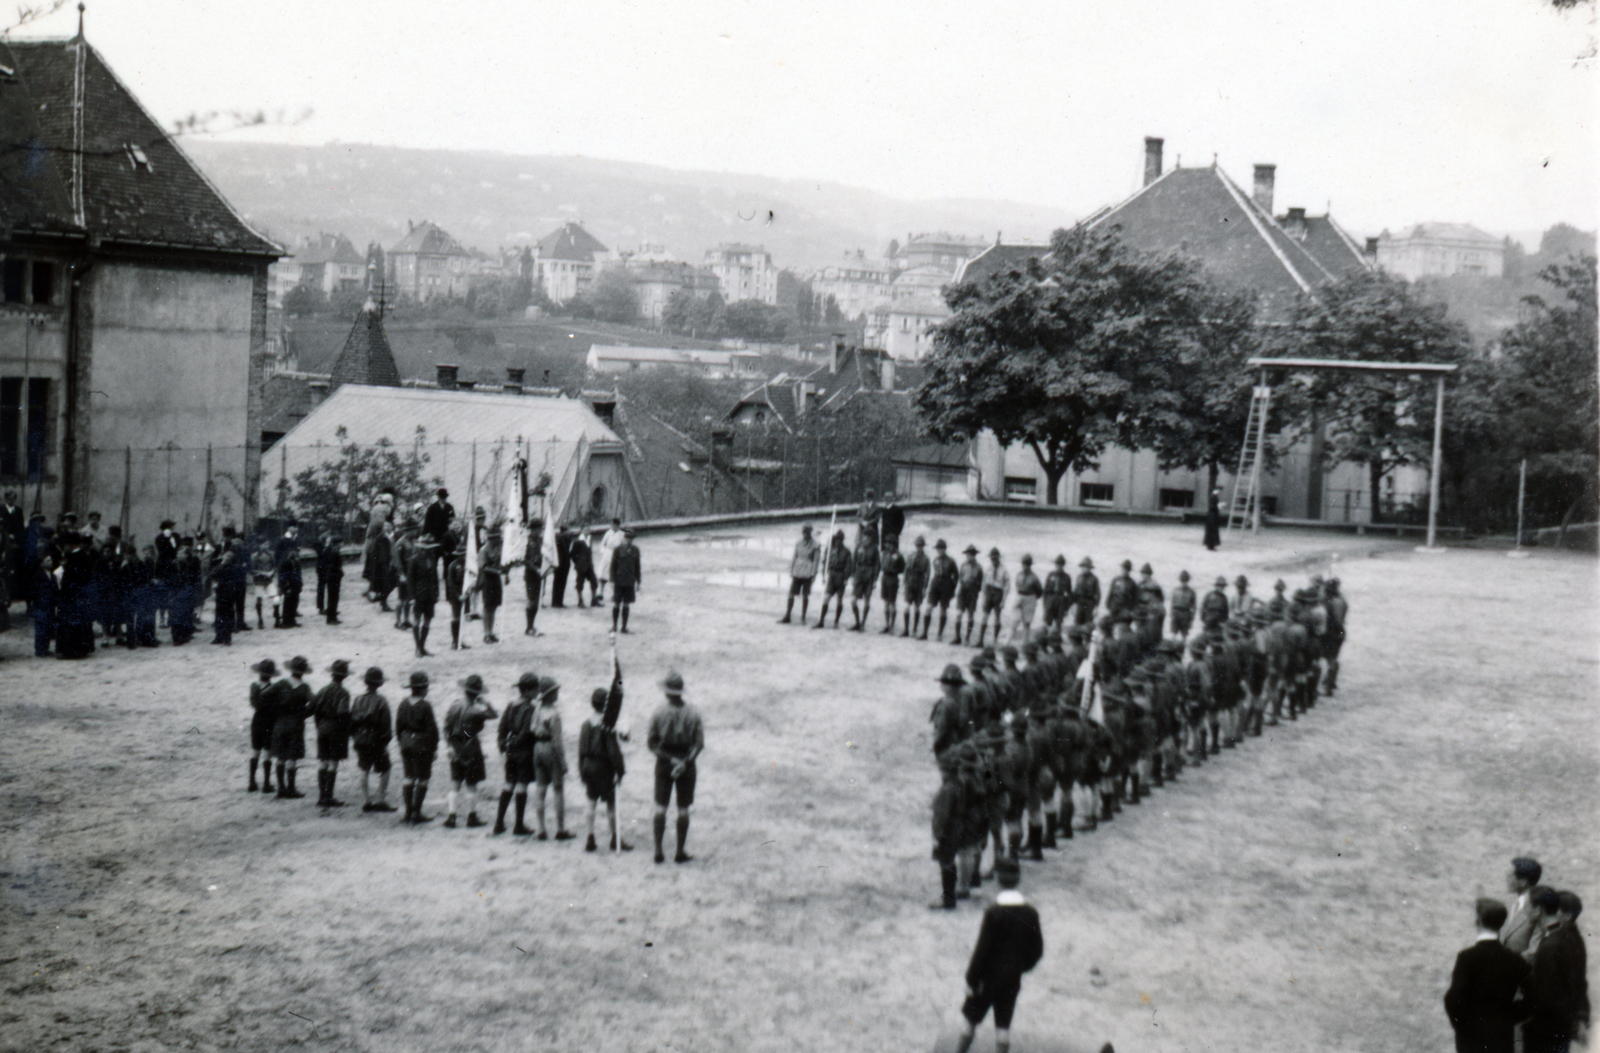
1203,488,1223,551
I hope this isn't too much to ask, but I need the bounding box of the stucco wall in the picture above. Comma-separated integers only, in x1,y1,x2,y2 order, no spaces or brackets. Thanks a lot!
0,311,70,514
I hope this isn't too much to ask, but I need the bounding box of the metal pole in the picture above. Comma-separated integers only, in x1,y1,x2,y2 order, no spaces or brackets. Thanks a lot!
1250,369,1270,534
1427,373,1444,549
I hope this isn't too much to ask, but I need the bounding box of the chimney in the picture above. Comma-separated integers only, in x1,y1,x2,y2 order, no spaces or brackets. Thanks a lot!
1365,236,1380,258
1284,207,1307,240
1252,164,1276,214
880,357,895,392
796,381,810,416
435,363,459,390
505,367,526,394
1143,137,1164,186
830,334,845,374
307,380,330,408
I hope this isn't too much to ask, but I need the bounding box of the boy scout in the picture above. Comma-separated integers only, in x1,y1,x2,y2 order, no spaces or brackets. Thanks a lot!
247,658,286,793
443,674,498,828
901,535,930,637
579,680,632,852
1042,555,1073,632
1072,557,1100,626
647,671,705,864
955,545,984,645
350,667,396,812
848,529,880,632
976,548,1009,648
878,536,905,634
395,671,440,823
813,530,853,630
532,677,576,840
780,524,821,625
494,673,540,836
1169,570,1197,640
272,656,313,799
310,659,353,808
925,539,959,641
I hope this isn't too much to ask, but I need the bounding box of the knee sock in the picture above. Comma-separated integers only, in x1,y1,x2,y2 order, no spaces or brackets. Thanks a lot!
653,813,667,855
675,814,690,856
496,789,512,828
402,784,415,818
447,789,458,817
621,606,629,631
249,757,259,788
513,792,528,829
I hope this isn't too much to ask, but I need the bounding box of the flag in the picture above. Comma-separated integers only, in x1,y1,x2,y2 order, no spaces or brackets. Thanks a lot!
540,510,558,576
602,647,624,729
462,444,480,596
501,462,530,571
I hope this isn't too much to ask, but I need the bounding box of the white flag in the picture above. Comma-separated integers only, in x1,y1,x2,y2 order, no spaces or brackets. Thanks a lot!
462,451,480,596
540,509,558,575
501,466,530,571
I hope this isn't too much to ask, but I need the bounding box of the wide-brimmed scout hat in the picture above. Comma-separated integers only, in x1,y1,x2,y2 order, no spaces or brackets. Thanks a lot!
963,544,979,555
937,663,966,686
459,674,485,694
251,658,277,675
661,670,685,694
287,656,311,675
516,672,540,692
328,659,351,676
364,666,385,685
409,671,430,689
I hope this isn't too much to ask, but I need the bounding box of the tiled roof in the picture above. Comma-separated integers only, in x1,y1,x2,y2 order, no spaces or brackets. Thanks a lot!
261,371,325,436
6,38,280,256
892,439,973,469
293,233,364,266
389,220,470,257
535,221,607,261
1391,222,1501,245
0,41,77,234
329,307,403,391
953,243,1050,287
1087,165,1335,317
1289,214,1372,279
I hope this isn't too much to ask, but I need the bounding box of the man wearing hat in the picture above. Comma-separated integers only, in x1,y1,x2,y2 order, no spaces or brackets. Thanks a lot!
953,545,984,645
395,671,440,823
1105,559,1139,623
1072,557,1100,627
1322,578,1347,696
1229,575,1253,618
350,668,393,806
275,523,304,629
975,548,1010,649
494,673,541,836
924,539,958,641
443,674,498,828
477,526,504,644
813,529,853,630
409,536,441,657
780,524,821,625
1136,563,1164,621
930,747,964,910
310,659,354,807
847,524,880,632
647,671,704,864
271,656,314,798
877,534,905,635
1010,555,1042,643
900,535,930,637
532,676,576,840
1169,570,1196,641
1041,556,1073,634
932,664,970,760
609,528,642,635
247,658,288,793
950,855,1044,1053
422,487,454,549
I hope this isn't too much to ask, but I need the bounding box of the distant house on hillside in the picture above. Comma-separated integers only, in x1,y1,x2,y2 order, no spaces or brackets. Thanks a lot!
1376,223,1504,281
615,260,721,325
810,252,895,321
535,221,608,304
726,342,922,429
0,32,282,540
271,233,367,307
388,220,472,302
704,244,778,305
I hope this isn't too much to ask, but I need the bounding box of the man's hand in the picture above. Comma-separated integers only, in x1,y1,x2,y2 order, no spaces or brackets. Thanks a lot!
670,760,686,779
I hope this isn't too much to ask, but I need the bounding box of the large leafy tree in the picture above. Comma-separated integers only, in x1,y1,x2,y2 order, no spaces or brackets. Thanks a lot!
915,225,1252,505
1267,270,1471,521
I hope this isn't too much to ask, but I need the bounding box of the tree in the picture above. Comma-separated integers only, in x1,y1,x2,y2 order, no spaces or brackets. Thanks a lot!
1266,270,1470,521
723,298,789,341
916,225,1248,505
289,427,442,539
588,268,639,324
823,294,843,327
282,283,326,316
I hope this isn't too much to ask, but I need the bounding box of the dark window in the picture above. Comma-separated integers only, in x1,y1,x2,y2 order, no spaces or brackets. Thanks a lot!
1079,482,1114,505
25,378,48,478
1159,487,1195,510
589,484,607,517
31,260,55,305
2,259,24,303
1259,495,1279,516
1004,476,1037,503
0,378,20,476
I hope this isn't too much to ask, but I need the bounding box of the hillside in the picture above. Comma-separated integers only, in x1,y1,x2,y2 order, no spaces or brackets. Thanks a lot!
183,141,1078,271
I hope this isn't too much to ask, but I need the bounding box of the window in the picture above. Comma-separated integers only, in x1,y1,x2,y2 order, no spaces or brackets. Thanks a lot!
1159,487,1195,510
589,484,608,517
2,258,24,303
30,261,54,305
1,377,49,478
1004,476,1037,503
1079,482,1114,506
1259,495,1278,516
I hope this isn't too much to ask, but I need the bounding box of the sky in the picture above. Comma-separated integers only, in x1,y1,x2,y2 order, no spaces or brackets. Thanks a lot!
9,0,1597,241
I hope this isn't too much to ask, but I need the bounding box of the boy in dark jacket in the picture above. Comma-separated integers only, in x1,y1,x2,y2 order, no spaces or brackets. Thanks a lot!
350,667,396,812
954,857,1043,1053
310,659,353,807
395,671,440,823
579,674,631,852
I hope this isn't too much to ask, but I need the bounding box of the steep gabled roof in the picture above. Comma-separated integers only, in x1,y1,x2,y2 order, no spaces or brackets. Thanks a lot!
536,221,607,262
329,307,402,391
6,37,280,256
389,220,469,257
953,243,1050,287
1289,213,1372,279
1087,164,1334,316
294,233,364,267
0,41,77,235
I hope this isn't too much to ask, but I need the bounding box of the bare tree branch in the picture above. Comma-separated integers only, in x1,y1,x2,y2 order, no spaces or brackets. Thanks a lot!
1,0,70,38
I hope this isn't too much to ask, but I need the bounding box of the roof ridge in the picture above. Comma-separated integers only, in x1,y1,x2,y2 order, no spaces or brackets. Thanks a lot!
1213,167,1314,294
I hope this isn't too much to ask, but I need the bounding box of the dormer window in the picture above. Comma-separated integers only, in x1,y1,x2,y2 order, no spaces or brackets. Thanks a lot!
124,143,152,172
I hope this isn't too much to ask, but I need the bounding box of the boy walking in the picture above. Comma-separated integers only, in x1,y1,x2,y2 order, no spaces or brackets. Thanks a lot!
952,857,1044,1053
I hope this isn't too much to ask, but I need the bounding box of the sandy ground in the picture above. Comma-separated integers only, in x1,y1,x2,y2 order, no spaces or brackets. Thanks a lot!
1,511,1595,1053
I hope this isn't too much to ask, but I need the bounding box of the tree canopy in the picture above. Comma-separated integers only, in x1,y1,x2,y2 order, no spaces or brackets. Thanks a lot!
914,225,1255,504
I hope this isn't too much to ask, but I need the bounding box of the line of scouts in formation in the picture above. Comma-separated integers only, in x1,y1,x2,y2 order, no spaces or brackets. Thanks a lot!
239,650,706,865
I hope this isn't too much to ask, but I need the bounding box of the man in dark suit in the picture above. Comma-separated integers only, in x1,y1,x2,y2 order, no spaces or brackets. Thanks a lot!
422,488,454,550
1502,857,1544,958
1524,890,1590,1053
953,856,1043,1053
1444,897,1531,1053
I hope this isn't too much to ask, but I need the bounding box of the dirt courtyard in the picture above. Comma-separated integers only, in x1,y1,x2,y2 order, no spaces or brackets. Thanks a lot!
2,511,1596,1053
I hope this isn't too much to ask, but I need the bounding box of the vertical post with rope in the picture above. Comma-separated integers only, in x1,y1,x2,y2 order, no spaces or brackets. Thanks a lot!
1510,458,1529,558
1250,368,1270,533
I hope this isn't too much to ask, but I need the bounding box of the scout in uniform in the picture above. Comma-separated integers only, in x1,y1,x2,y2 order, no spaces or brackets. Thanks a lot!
395,670,440,823
250,543,276,630
477,528,504,644
1267,579,1290,621
532,677,576,840
443,674,498,828
931,664,970,760
391,519,416,631
1322,578,1347,694
568,529,598,608
579,679,632,852
494,673,540,836
647,670,705,864
976,548,1010,648
955,545,984,645
925,539,958,641
1169,570,1197,640
1105,559,1139,622
310,659,353,808
1201,575,1230,631
609,529,641,634
409,536,441,657
930,749,963,910
350,667,396,811
1010,555,1042,643
1001,715,1033,861
445,537,470,651
878,536,905,634
522,520,544,637
270,656,313,798
901,535,930,637
1041,555,1073,633
848,528,880,632
813,530,852,630
1229,574,1253,618
1072,557,1100,626
247,658,286,792
780,524,821,625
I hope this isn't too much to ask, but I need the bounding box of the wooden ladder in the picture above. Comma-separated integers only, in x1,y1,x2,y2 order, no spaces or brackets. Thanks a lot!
1227,373,1272,534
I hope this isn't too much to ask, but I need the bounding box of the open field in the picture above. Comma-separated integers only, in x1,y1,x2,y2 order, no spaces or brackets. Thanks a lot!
2,512,1596,1053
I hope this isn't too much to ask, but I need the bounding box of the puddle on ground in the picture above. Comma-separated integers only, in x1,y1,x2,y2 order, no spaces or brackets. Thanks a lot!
702,571,789,591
